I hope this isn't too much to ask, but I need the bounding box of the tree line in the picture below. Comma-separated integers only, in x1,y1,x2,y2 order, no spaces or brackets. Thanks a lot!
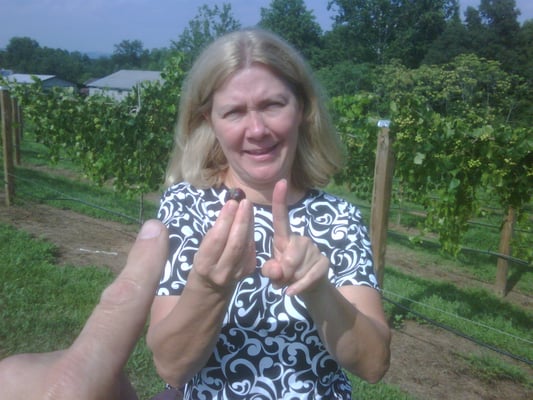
1,0,532,95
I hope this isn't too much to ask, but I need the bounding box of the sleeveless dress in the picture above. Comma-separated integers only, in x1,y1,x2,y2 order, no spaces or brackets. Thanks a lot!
157,182,379,399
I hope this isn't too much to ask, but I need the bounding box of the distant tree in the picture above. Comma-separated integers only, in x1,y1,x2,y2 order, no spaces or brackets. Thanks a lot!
479,0,521,41
1,35,177,83
111,39,149,69
87,56,115,81
464,0,521,73
146,47,174,70
36,47,85,83
326,0,395,65
171,3,241,70
479,0,521,71
326,0,459,67
316,61,375,97
258,0,323,67
423,14,470,65
464,5,485,45
387,0,460,67
318,26,354,68
67,51,94,83
4,37,41,73
516,20,533,84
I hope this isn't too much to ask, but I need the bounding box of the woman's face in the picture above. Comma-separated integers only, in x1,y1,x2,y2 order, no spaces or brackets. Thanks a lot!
209,64,303,200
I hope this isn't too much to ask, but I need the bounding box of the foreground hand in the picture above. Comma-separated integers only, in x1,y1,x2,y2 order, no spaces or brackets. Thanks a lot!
262,180,329,295
0,219,169,400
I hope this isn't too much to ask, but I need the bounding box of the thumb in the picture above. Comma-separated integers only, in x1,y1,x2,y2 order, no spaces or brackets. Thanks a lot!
69,219,168,372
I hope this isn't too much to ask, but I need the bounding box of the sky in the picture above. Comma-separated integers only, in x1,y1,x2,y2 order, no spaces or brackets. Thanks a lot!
1,0,532,55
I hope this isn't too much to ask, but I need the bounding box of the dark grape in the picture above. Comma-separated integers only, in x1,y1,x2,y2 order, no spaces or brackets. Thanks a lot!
225,187,246,202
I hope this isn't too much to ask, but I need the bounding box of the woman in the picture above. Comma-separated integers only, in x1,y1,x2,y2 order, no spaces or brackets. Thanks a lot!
147,28,391,399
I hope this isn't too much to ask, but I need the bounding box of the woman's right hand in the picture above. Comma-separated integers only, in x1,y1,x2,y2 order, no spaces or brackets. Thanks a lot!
190,198,256,293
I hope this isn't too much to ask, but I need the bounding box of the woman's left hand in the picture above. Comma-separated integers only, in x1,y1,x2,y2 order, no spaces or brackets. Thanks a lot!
262,179,330,296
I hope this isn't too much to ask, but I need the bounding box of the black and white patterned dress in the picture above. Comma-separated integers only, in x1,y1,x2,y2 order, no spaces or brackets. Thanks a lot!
157,182,378,399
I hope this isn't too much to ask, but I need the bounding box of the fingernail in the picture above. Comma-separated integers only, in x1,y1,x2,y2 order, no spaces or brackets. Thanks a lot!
138,220,162,240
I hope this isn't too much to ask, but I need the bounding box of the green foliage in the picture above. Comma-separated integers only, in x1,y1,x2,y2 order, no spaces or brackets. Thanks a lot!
171,3,241,70
423,15,471,65
330,92,382,200
326,0,460,67
381,55,531,255
7,55,186,197
316,61,376,97
111,39,150,69
1,36,108,84
259,0,323,67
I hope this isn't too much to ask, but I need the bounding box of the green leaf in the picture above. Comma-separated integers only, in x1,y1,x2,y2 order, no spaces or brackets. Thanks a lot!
414,153,426,165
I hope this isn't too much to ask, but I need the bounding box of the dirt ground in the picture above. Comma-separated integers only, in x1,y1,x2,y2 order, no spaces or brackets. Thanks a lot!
1,199,532,400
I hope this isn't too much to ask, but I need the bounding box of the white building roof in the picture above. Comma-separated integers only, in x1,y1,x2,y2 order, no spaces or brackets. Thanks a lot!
7,74,56,84
87,70,162,90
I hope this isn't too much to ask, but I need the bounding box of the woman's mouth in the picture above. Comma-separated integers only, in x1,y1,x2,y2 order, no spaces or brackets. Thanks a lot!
245,144,278,157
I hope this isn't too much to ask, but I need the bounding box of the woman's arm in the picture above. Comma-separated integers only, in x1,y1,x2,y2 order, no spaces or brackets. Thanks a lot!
300,282,391,383
146,277,234,387
262,180,391,382
147,199,256,387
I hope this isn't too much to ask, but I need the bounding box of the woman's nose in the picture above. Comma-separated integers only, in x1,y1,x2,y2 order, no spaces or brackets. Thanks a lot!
246,111,267,136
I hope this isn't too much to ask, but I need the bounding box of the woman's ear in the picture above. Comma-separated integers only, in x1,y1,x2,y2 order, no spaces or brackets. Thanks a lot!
202,111,211,126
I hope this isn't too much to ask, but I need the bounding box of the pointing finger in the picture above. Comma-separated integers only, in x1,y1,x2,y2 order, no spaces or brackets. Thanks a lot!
272,179,292,253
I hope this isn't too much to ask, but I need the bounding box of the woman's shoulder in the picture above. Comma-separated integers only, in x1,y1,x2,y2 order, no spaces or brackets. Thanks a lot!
161,182,223,203
303,189,359,212
297,189,366,227
158,183,225,225
159,182,225,216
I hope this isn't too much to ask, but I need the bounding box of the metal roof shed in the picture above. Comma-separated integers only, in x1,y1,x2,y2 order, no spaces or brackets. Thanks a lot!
6,74,77,89
87,70,163,101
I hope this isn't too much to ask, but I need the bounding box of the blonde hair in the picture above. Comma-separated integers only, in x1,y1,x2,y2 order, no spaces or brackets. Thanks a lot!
165,28,344,189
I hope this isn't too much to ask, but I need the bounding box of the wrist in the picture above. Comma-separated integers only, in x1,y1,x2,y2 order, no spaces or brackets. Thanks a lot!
186,268,236,299
297,275,332,302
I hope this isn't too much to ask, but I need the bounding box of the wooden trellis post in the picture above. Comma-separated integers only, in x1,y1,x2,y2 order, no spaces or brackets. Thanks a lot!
370,120,395,288
1,86,15,206
495,206,516,297
11,96,22,166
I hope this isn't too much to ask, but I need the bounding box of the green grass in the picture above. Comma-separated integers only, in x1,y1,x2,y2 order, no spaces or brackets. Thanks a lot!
11,165,159,224
383,267,533,365
350,376,415,400
18,137,84,172
461,354,533,387
0,224,114,356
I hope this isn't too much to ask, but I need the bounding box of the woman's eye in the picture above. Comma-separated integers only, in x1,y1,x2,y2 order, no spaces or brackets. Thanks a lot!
224,109,242,119
265,102,284,111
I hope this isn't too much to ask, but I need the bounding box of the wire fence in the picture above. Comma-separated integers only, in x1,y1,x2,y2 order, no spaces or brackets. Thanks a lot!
1,167,533,368
382,291,533,367
356,203,533,270
1,169,149,225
